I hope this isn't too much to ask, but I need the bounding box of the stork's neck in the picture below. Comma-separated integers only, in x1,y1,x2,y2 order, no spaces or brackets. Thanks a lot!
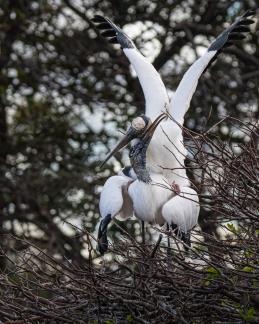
129,139,151,183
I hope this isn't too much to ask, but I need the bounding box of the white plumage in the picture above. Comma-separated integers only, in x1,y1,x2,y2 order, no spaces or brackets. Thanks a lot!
93,12,255,253
169,51,217,124
99,175,133,221
162,187,200,233
92,13,253,185
100,170,199,232
123,48,169,119
128,173,173,225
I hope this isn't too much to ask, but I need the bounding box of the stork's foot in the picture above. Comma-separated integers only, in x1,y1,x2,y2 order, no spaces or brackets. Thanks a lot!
171,223,178,232
171,223,191,251
171,181,180,195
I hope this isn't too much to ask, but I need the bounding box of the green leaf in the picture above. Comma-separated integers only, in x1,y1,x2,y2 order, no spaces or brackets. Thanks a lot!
241,307,255,321
244,250,253,258
207,267,219,275
204,267,219,285
242,266,254,273
227,223,237,233
126,314,134,322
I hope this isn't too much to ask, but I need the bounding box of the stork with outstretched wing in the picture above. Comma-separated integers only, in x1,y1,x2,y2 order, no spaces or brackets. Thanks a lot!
93,11,254,185
92,12,255,254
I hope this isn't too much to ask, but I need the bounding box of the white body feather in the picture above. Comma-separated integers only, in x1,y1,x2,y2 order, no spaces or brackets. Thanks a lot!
162,187,200,233
169,51,217,124
123,49,169,119
99,175,133,221
128,173,173,225
123,49,217,187
146,119,189,186
96,13,254,247
99,173,199,233
99,50,217,232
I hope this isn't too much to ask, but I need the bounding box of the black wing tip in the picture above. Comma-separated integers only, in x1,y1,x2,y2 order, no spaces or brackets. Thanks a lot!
92,14,106,20
109,37,119,44
91,15,113,27
91,15,106,23
242,9,256,18
208,10,256,52
101,30,116,38
92,15,119,45
92,15,135,49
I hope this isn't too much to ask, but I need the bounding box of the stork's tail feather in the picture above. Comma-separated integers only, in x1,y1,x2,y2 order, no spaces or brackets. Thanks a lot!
92,15,135,49
208,10,255,52
98,231,109,255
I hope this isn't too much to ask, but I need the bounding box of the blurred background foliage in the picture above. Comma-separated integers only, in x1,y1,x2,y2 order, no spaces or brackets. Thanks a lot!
0,0,258,264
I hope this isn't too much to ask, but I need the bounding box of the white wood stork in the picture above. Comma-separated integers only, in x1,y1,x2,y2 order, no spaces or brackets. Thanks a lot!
93,11,255,254
98,114,200,254
93,11,255,187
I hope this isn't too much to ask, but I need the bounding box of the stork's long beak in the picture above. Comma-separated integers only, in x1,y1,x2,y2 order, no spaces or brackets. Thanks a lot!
142,113,167,142
100,113,167,168
100,131,135,168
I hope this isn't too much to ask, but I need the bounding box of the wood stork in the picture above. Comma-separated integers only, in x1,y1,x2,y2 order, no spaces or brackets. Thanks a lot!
93,11,255,254
92,11,255,188
98,114,200,254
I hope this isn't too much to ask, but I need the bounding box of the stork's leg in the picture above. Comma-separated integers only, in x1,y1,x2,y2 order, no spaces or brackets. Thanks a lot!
181,232,191,252
141,220,145,245
167,223,171,255
171,224,190,251
171,223,178,241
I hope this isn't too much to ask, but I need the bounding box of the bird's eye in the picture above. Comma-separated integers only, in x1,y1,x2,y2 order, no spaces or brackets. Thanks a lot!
131,117,146,131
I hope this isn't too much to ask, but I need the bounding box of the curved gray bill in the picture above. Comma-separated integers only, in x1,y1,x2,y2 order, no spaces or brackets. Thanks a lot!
99,133,133,168
100,113,167,168
142,113,167,141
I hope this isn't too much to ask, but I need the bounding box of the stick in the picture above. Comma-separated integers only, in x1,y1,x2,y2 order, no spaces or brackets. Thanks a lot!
150,234,163,258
